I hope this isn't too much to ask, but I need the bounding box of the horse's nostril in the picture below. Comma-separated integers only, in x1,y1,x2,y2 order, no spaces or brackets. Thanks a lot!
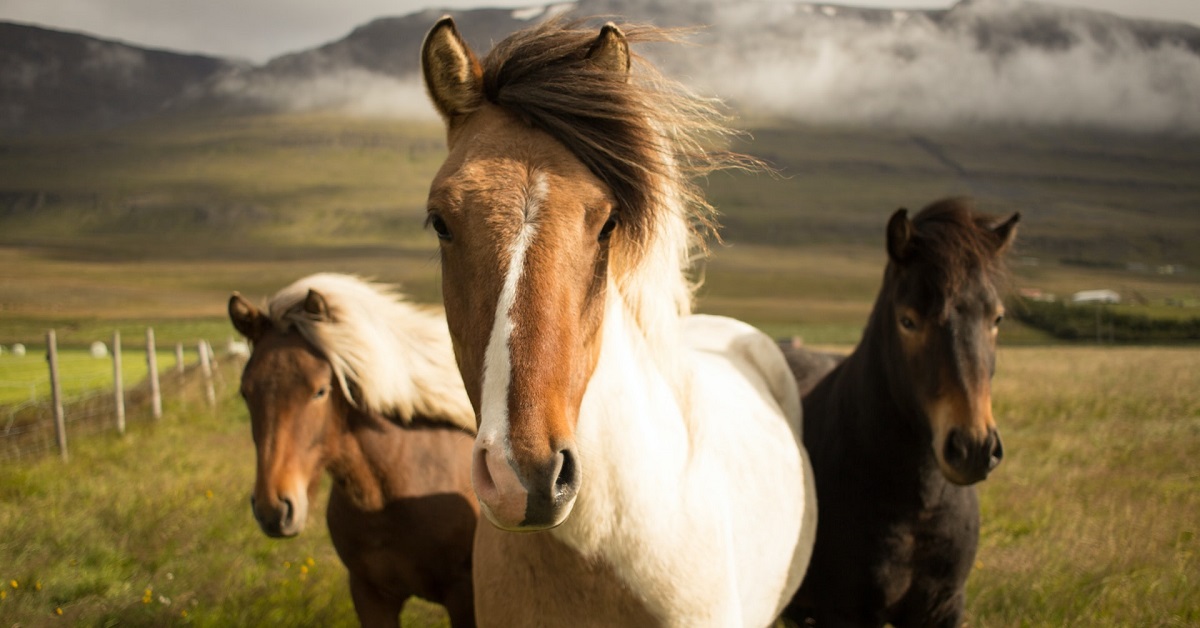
988,430,1004,470
280,497,294,525
943,429,967,466
555,448,579,500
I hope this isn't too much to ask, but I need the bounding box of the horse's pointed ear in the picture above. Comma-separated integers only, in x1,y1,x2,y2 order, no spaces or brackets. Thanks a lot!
886,208,913,264
304,289,332,321
229,293,266,341
992,211,1021,252
422,16,484,124
587,22,631,79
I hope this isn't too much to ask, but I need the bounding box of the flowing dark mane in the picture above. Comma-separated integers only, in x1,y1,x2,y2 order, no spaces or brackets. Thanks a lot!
478,16,752,249
905,198,1014,315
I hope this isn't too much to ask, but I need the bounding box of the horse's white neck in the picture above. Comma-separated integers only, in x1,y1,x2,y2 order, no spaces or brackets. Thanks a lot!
551,291,730,623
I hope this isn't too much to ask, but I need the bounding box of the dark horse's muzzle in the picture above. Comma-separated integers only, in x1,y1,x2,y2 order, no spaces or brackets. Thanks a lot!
942,426,1003,485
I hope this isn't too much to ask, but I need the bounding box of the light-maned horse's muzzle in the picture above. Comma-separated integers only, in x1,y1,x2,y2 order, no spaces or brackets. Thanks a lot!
250,490,308,538
472,439,580,531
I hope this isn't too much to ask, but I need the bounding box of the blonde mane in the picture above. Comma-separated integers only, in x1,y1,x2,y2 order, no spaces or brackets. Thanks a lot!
266,273,475,433
477,17,761,387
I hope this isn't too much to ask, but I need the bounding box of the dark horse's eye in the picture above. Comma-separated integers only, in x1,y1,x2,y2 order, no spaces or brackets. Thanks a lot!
994,314,1005,327
427,214,452,241
899,315,917,331
598,213,618,242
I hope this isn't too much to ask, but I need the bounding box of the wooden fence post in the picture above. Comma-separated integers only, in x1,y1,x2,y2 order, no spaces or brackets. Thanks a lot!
200,340,215,406
46,330,68,462
175,342,185,375
146,328,162,419
113,330,125,435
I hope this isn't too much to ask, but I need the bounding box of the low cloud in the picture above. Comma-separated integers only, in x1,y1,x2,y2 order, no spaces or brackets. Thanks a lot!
214,68,438,119
678,2,1200,132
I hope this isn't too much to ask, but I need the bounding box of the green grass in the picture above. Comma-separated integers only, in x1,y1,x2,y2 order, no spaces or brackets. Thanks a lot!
1,347,1195,625
0,360,447,627
0,349,191,406
969,346,1200,625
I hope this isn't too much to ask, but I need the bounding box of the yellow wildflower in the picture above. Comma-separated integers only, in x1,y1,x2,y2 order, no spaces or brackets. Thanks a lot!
299,565,308,575
9,580,17,589
305,557,315,567
1,590,7,600
56,607,63,615
35,581,42,591
205,489,213,499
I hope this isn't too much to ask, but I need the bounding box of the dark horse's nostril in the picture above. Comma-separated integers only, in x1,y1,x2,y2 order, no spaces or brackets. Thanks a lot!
988,429,1004,470
943,429,968,467
554,448,579,503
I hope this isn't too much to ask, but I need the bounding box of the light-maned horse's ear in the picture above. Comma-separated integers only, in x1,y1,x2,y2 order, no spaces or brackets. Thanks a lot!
229,293,267,341
886,208,913,264
421,16,484,123
992,211,1021,252
586,22,631,79
303,289,332,321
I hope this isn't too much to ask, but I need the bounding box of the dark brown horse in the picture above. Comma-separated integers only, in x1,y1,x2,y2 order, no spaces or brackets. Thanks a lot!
228,273,478,627
782,198,1019,627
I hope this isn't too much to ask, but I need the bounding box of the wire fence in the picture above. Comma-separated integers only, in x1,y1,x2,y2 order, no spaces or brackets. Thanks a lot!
0,330,247,463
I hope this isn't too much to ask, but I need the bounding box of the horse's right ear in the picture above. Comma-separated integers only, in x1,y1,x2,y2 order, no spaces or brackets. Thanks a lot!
887,208,913,264
229,293,267,341
422,16,484,125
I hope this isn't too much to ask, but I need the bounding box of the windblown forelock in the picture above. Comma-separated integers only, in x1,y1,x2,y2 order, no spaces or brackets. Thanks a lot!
909,198,1013,318
265,274,476,433
478,16,755,269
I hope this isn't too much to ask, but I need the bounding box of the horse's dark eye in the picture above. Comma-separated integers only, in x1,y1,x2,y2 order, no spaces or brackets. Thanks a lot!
313,386,328,400
427,214,452,241
994,314,1005,327
899,315,917,331
598,214,618,242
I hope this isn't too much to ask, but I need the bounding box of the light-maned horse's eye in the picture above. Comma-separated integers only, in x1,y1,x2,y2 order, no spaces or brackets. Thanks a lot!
598,214,618,242
994,314,1005,327
427,214,452,241
313,386,329,400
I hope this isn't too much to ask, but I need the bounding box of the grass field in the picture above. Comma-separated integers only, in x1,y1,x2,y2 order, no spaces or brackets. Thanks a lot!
0,346,1195,626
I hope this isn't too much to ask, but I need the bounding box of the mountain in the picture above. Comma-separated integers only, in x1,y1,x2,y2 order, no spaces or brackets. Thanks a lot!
0,22,243,134
3,0,1200,133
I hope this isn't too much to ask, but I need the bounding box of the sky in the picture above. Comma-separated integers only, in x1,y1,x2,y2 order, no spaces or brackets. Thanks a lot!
2,0,1199,63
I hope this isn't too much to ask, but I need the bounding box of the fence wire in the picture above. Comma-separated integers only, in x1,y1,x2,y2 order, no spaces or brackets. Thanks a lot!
1,348,244,463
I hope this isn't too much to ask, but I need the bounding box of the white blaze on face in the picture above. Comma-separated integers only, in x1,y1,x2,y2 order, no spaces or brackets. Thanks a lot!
478,173,549,448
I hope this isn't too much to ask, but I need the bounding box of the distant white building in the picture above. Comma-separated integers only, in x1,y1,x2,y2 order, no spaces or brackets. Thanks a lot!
1072,289,1121,304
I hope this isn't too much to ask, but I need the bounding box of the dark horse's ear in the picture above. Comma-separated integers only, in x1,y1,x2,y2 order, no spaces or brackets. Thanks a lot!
229,293,267,341
886,208,914,264
992,211,1021,252
303,289,332,322
586,22,631,80
422,16,484,124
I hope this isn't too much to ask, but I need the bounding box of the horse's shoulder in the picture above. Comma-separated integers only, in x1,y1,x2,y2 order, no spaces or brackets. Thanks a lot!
683,314,802,431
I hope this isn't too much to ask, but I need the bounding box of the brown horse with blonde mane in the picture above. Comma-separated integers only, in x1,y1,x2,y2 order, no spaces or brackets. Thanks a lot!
422,15,815,627
782,198,1019,627
229,273,478,627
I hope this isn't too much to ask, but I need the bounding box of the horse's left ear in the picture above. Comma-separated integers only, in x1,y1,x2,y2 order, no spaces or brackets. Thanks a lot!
304,289,332,321
886,208,913,264
586,22,631,79
422,16,484,124
992,211,1021,251
229,293,267,341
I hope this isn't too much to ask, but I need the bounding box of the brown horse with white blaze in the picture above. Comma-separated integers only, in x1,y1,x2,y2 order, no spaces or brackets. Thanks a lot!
422,16,815,627
229,273,478,627
781,198,1019,626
